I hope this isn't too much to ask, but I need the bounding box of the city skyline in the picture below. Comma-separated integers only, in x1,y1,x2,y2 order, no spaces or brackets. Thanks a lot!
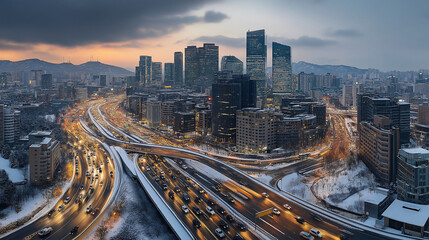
0,0,428,72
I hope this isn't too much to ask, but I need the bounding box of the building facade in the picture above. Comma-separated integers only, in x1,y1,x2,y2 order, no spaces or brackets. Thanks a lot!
221,56,243,74
136,55,152,87
246,29,266,96
164,63,174,86
272,42,292,93
29,137,60,185
174,52,184,86
146,100,161,127
151,62,162,86
173,112,196,134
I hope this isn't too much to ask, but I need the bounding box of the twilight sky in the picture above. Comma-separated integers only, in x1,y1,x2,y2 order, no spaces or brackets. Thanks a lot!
0,0,428,72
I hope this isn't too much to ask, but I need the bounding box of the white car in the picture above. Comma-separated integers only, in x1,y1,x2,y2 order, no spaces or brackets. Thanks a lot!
310,228,322,238
182,164,188,170
58,204,65,212
283,204,291,210
64,197,71,204
38,227,53,236
215,228,225,238
206,206,215,215
181,205,189,214
300,231,314,240
273,208,280,215
262,192,269,198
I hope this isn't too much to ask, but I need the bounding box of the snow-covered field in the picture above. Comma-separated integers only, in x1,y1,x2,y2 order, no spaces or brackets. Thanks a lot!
0,156,25,183
279,173,318,203
87,174,176,240
183,159,230,182
248,173,273,185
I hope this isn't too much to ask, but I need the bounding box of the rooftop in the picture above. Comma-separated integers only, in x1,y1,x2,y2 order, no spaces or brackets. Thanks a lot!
401,147,429,155
382,199,429,227
40,137,52,145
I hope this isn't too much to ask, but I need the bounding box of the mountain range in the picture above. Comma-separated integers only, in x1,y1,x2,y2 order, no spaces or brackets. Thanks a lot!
0,58,370,77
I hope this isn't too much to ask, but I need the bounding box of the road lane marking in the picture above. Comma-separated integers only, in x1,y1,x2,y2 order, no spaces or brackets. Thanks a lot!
260,218,285,235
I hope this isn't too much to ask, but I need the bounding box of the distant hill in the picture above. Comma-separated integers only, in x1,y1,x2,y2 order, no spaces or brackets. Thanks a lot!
0,58,133,76
291,61,368,76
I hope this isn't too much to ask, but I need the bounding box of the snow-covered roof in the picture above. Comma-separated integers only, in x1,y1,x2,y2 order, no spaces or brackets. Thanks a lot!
382,199,429,227
401,148,429,155
40,137,52,145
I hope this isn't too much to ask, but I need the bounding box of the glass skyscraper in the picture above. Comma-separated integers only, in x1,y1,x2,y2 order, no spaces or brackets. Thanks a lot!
246,29,266,97
174,51,183,86
221,56,243,74
135,55,152,87
164,63,174,86
272,42,292,93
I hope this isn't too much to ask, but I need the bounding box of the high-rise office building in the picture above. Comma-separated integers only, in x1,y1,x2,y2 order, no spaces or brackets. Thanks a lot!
358,94,410,144
146,100,161,127
231,74,257,108
185,46,199,86
418,103,429,126
221,56,243,74
151,62,162,86
29,137,60,185
272,42,292,93
173,112,196,133
359,115,400,185
41,74,53,89
246,29,266,96
198,43,219,86
174,52,183,85
0,105,20,144
397,148,429,204
135,55,152,87
164,63,174,86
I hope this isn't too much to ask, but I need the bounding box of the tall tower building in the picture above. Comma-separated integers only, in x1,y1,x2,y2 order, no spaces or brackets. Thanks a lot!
221,56,243,74
246,29,266,96
41,74,53,89
152,62,162,86
174,52,183,85
198,43,219,86
164,63,174,86
272,42,292,93
185,46,199,86
135,55,152,87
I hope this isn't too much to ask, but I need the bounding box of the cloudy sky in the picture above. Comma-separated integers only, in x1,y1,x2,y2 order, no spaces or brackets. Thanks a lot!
0,0,428,71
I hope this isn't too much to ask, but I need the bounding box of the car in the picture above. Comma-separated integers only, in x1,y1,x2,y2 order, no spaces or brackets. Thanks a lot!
160,175,165,180
89,188,94,194
162,183,168,191
181,205,189,213
229,196,235,203
237,222,246,231
185,176,190,181
192,206,202,215
198,188,205,194
182,192,190,201
195,196,203,203
171,174,177,180
91,208,100,215
226,214,234,222
175,169,181,174
310,228,322,238
80,185,84,190
99,181,103,186
213,185,220,192
219,220,229,229
193,219,201,228
311,213,323,222
160,170,164,175
283,204,291,210
206,206,215,215
58,204,65,212
295,216,305,224
262,192,269,198
182,164,188,169
300,231,314,240
215,228,225,238
217,207,226,214
273,208,280,215
167,169,172,174
47,209,55,216
184,185,190,191
155,176,160,181
168,191,174,200
38,227,53,236
64,197,71,204
70,226,79,235
233,234,245,240
208,199,216,206
174,187,181,193
95,174,99,179
110,171,113,177
146,166,151,171
89,184,93,188
86,205,92,213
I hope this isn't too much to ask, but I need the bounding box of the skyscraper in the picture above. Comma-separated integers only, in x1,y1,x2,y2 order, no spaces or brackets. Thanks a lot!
185,46,199,86
221,56,243,74
246,29,266,96
164,63,174,86
272,42,292,93
135,55,152,87
41,74,53,89
152,62,162,86
174,52,183,85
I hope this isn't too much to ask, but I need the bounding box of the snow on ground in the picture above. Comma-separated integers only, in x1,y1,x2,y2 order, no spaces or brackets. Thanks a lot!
279,173,317,203
183,159,230,182
312,161,377,213
247,173,273,185
232,159,304,171
87,174,176,240
0,190,45,226
0,156,25,183
44,114,56,123
190,144,229,156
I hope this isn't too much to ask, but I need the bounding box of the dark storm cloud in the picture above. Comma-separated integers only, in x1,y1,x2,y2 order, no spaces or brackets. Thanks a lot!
204,11,229,23
194,35,243,48
0,41,32,50
327,29,362,37
0,0,223,47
